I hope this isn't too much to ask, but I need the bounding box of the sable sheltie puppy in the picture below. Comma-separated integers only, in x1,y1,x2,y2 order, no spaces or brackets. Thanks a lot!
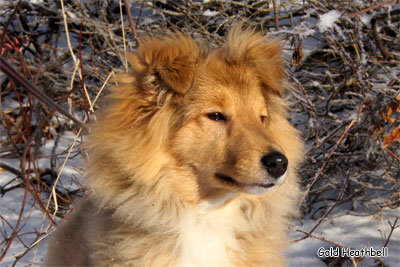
47,26,304,267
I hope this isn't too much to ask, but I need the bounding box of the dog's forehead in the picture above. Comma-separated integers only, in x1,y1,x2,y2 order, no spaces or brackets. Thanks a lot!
186,69,266,113
194,62,266,104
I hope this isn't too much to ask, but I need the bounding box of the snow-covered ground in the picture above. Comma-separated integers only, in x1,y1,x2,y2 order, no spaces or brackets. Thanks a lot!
288,210,400,266
0,186,49,266
0,129,83,267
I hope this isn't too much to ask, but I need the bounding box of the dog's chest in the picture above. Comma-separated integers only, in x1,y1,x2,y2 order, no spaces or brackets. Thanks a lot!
175,205,241,267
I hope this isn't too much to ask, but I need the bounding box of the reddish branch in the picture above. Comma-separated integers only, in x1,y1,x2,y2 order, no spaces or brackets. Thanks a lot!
272,0,280,31
124,0,138,38
0,0,22,44
290,75,320,143
302,119,355,203
0,145,30,262
383,218,399,247
295,167,351,242
384,148,400,162
0,57,87,130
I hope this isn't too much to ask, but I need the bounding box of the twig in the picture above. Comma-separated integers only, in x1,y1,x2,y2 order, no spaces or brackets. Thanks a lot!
372,10,400,61
345,0,398,18
295,167,351,242
48,128,83,222
135,0,145,29
0,163,23,178
295,229,386,265
60,0,77,63
272,0,280,31
124,0,138,38
302,119,356,203
384,148,400,162
0,215,27,250
296,229,347,248
0,0,22,44
383,218,399,247
91,71,114,112
119,0,128,71
1,112,28,144
78,21,91,121
0,131,32,262
290,74,319,142
0,57,87,130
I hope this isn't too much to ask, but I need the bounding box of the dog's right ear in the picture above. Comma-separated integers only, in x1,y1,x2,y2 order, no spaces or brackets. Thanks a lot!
224,26,285,97
127,34,201,95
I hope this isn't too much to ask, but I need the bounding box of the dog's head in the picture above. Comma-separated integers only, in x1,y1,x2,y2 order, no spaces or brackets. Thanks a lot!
170,28,303,201
90,26,303,206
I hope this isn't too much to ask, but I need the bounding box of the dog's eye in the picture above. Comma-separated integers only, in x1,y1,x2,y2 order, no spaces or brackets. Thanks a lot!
260,115,267,123
207,112,227,122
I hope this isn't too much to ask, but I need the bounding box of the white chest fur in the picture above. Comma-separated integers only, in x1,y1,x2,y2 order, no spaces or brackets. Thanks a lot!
175,203,242,267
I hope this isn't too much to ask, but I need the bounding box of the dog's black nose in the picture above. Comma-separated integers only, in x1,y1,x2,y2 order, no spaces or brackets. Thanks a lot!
261,152,288,178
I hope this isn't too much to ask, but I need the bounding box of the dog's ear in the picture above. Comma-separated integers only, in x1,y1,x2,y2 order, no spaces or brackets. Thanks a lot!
249,40,285,97
127,33,200,94
225,27,285,96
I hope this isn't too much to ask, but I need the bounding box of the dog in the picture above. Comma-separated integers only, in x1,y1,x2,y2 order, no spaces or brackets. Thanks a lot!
46,26,304,267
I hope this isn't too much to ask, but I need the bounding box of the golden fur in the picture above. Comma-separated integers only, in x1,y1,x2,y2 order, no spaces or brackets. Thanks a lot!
47,26,304,267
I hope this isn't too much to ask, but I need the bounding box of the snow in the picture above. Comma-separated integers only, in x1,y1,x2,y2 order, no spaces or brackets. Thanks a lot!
0,127,84,266
318,10,342,32
360,14,373,27
0,187,49,266
288,210,400,266
203,9,219,17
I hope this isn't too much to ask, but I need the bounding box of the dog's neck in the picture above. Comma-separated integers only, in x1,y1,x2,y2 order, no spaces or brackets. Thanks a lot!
174,199,243,267
198,192,239,209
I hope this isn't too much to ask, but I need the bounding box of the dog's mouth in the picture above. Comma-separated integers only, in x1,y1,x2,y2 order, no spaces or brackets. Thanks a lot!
255,182,276,188
215,173,275,189
215,173,239,186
